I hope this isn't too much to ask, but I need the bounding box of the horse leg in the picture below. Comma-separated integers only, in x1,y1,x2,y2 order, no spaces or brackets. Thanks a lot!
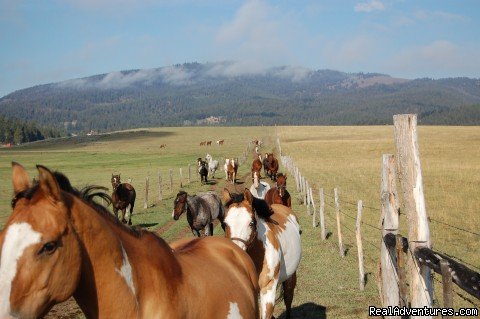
205,222,213,236
113,207,119,220
121,208,127,224
282,272,297,319
128,202,134,226
259,278,278,319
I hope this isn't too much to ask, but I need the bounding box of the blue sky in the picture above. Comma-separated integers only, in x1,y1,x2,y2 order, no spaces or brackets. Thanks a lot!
1,0,479,97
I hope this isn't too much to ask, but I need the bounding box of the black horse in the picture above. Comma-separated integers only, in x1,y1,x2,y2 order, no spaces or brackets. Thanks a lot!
111,174,136,225
197,158,208,184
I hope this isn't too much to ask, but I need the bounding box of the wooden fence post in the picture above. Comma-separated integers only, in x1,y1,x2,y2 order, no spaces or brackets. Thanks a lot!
179,168,183,188
356,200,365,291
188,164,191,183
394,114,433,313
319,188,326,240
303,177,307,206
440,260,453,318
306,180,310,212
169,169,173,193
334,188,345,257
143,176,149,209
158,172,163,201
380,154,400,313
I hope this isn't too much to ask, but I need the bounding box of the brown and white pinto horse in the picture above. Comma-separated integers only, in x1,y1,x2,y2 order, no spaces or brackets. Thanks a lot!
225,158,238,184
222,189,301,319
251,155,263,179
0,163,259,319
264,173,291,208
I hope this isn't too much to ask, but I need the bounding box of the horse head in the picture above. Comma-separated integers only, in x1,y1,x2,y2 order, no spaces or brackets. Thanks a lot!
172,191,188,220
276,173,287,197
222,188,257,251
0,163,82,318
111,174,121,190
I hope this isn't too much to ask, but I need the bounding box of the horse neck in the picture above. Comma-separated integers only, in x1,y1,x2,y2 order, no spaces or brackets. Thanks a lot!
69,197,181,318
185,196,200,218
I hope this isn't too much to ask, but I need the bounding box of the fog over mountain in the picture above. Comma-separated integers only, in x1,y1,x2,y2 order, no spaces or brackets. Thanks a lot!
1,62,479,133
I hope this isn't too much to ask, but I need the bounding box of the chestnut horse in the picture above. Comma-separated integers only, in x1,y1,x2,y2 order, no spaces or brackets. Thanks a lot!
222,189,301,319
111,174,136,225
0,163,259,319
264,173,291,208
266,153,279,181
251,155,263,179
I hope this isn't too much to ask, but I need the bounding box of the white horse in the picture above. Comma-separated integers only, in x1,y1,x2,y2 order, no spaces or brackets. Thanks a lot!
223,158,230,180
205,153,219,178
249,171,270,200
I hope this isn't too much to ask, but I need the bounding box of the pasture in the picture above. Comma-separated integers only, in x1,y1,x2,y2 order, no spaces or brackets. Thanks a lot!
0,125,478,318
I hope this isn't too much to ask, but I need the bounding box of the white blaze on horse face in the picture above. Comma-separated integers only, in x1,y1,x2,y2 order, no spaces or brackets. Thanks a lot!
0,223,42,316
224,207,253,251
253,171,259,188
226,302,243,319
115,244,136,298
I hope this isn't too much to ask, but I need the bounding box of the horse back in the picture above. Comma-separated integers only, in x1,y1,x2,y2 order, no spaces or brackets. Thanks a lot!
171,237,259,318
264,204,301,283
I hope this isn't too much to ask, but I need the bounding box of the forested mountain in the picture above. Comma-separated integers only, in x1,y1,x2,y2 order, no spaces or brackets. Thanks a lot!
1,62,479,133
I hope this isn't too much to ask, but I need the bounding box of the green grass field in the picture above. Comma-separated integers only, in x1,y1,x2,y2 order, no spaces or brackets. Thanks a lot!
0,125,478,318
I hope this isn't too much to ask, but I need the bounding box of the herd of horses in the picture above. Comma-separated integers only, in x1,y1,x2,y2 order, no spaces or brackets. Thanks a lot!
199,140,225,146
0,146,300,319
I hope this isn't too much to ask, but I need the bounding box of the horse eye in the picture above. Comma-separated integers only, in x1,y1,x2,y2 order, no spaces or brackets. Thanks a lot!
249,221,255,227
39,241,58,255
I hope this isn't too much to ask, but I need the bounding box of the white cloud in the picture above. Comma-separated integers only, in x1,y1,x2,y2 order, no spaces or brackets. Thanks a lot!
323,35,376,69
386,40,480,78
413,10,468,23
354,0,385,13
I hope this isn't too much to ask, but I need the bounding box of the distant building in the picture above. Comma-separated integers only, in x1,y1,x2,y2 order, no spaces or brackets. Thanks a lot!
86,130,98,136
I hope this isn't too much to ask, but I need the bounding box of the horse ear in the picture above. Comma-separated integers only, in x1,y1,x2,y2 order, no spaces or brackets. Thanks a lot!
12,162,31,195
243,188,253,205
37,165,61,201
222,188,232,204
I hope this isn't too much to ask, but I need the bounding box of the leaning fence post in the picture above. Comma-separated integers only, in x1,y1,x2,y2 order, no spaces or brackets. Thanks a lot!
394,114,433,312
188,164,191,183
356,200,365,291
143,176,149,209
334,188,345,257
440,260,453,318
380,154,400,313
158,172,163,201
169,169,173,193
319,188,326,240
306,180,310,212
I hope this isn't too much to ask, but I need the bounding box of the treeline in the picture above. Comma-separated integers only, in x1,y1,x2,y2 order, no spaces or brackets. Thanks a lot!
0,114,63,145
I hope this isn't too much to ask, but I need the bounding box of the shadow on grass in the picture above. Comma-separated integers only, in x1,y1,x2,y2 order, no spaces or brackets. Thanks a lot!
325,231,333,240
277,302,327,319
138,222,159,228
204,180,218,185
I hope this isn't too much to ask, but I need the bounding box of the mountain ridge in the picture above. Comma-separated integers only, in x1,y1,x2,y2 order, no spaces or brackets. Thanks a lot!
1,62,479,132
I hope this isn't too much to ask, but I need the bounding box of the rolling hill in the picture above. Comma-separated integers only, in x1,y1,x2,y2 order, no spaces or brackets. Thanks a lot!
1,62,479,133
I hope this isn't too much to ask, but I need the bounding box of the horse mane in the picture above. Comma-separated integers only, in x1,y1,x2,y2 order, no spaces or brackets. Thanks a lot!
224,192,275,222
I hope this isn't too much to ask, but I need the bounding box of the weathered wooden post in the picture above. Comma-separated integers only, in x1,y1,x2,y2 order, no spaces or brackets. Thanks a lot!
158,172,163,201
319,188,326,240
305,180,310,212
394,114,433,314
169,169,173,193
356,200,365,291
303,178,307,206
143,176,149,209
310,187,316,216
188,164,191,183
440,260,453,318
179,168,183,188
334,188,345,257
380,154,400,314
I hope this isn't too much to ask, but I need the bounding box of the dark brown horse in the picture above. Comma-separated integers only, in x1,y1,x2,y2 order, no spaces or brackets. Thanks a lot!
266,153,279,181
111,174,136,225
251,155,263,179
264,173,291,208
